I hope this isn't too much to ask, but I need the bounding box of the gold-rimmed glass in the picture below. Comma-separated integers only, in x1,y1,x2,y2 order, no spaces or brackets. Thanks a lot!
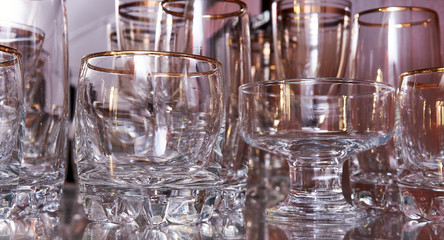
0,0,69,217
271,0,351,79
398,67,444,221
347,6,442,212
75,50,223,225
0,45,25,219
157,0,252,212
116,0,163,50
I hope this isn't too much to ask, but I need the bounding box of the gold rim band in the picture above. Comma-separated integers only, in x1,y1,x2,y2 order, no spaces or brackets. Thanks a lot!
400,67,444,89
356,6,438,28
118,1,160,22
0,45,22,67
161,0,247,19
82,50,222,76
279,6,350,17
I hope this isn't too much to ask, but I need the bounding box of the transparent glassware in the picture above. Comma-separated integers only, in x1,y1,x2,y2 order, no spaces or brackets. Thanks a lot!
238,78,396,224
247,29,288,206
156,0,252,212
116,0,163,50
398,67,444,221
0,0,69,216
271,0,351,79
0,46,25,219
75,51,223,225
348,6,441,212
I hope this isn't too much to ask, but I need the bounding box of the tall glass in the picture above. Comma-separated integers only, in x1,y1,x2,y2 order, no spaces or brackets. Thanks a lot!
75,51,223,225
157,0,252,212
0,46,25,219
398,67,444,221
271,0,351,79
348,6,441,212
116,0,162,50
0,0,69,216
239,78,396,224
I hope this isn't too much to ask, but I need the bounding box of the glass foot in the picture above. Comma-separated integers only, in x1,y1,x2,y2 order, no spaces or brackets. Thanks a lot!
265,196,367,224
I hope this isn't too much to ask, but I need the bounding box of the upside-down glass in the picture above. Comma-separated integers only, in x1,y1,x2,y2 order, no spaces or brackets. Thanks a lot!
348,6,441,212
75,51,223,225
0,0,69,216
0,46,25,219
271,0,351,79
238,79,396,223
398,67,444,221
157,0,252,211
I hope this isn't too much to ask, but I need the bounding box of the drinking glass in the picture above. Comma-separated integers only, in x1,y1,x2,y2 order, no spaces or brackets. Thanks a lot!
75,51,223,225
238,79,396,223
157,0,252,212
398,67,444,221
116,0,163,50
0,0,69,216
0,46,25,219
348,6,441,212
271,0,351,79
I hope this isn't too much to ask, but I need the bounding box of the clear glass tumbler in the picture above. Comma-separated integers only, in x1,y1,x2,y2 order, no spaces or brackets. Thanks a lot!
157,0,252,212
0,0,69,216
271,0,351,79
348,6,441,212
0,45,25,219
75,51,223,225
398,67,444,221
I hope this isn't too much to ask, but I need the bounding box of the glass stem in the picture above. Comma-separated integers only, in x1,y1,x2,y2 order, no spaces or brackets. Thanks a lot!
287,163,348,204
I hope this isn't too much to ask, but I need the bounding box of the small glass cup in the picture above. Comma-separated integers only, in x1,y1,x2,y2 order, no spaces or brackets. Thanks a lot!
0,45,25,219
75,51,223,225
398,67,444,221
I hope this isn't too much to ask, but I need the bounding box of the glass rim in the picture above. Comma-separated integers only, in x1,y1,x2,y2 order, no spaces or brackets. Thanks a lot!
81,50,222,76
399,67,444,90
400,67,444,78
239,78,395,95
161,0,247,19
277,0,351,14
0,20,45,41
355,6,438,28
118,1,161,21
0,45,22,67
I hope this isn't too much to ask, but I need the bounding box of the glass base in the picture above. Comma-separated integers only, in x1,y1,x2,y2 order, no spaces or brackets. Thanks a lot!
398,171,444,221
265,196,367,224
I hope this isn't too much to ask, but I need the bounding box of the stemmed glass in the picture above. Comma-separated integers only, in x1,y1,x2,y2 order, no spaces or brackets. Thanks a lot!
348,6,441,212
398,67,444,221
271,0,351,79
238,78,396,223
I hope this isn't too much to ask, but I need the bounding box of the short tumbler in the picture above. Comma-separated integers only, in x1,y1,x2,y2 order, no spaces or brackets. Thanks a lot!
398,67,444,221
75,51,223,225
0,45,25,218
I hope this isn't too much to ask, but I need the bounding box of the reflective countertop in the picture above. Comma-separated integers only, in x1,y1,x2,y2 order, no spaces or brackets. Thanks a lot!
2,183,442,239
